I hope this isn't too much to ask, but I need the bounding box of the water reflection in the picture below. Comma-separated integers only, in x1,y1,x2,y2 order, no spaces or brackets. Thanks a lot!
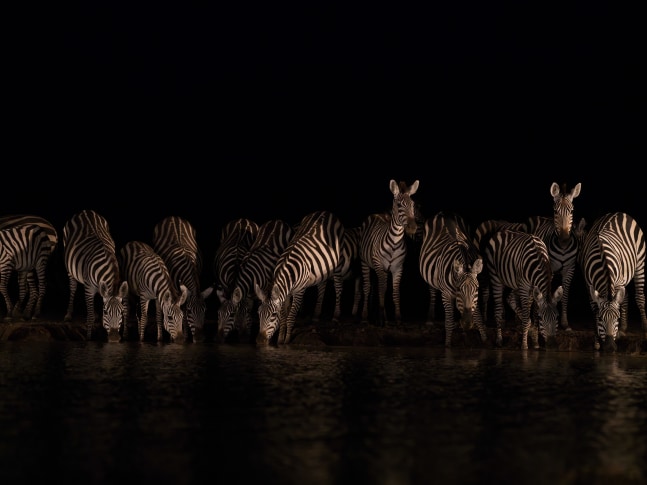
0,342,646,485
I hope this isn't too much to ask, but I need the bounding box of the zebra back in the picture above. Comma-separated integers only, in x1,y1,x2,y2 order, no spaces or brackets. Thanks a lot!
580,212,647,351
213,218,259,299
152,216,212,342
120,240,188,342
0,224,52,321
62,210,128,340
256,211,344,345
217,219,293,341
419,212,487,347
484,228,562,349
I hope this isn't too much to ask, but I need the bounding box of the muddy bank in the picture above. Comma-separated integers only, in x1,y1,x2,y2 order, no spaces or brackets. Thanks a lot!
1,316,645,355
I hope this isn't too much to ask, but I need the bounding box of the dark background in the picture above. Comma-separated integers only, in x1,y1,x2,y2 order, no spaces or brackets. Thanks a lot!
5,2,645,322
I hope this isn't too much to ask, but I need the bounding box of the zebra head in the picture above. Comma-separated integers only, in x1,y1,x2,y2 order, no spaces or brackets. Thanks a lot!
590,285,624,352
99,280,128,342
217,285,242,341
550,182,581,244
390,179,420,238
160,284,188,342
255,283,284,345
533,285,563,347
453,258,482,331
185,286,213,343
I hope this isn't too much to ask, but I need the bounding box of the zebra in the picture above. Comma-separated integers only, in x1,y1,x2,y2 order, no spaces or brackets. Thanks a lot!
525,182,582,331
472,218,528,323
419,212,489,348
358,179,419,326
213,217,259,302
0,224,52,322
0,214,58,320
119,240,189,343
255,210,344,345
578,212,647,352
311,225,362,324
63,210,129,341
152,216,213,342
483,228,563,350
217,219,293,342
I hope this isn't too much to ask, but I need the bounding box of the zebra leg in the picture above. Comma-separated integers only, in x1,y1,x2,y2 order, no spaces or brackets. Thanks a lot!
559,265,575,331
351,275,362,320
139,299,150,342
442,296,455,348
312,281,327,323
426,287,436,326
83,288,97,340
474,307,489,344
619,293,629,336
0,270,14,322
391,268,404,325
520,299,533,350
156,304,164,342
64,278,78,322
284,291,305,345
332,273,343,324
491,281,505,347
375,269,389,326
360,263,372,324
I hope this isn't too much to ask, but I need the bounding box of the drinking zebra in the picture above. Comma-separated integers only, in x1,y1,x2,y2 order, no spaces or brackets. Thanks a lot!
213,217,259,301
578,212,647,352
152,216,213,342
255,210,344,345
358,179,419,326
0,214,58,320
419,212,489,348
483,228,563,350
217,219,293,342
312,225,362,324
120,240,188,343
472,218,528,322
525,182,582,331
0,224,52,322
62,210,129,341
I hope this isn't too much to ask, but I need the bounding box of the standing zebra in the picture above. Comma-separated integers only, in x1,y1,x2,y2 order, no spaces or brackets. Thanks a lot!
255,210,344,345
358,179,419,326
419,212,489,348
120,241,188,342
213,217,259,301
0,224,52,322
484,228,563,350
63,210,128,341
0,214,58,320
525,182,582,331
312,225,362,324
152,216,213,342
217,219,293,342
579,212,647,352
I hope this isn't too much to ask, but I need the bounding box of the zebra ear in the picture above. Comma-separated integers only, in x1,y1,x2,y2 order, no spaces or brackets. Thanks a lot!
118,281,129,299
453,260,464,277
471,258,483,275
553,286,563,303
216,287,226,303
254,283,266,303
533,286,545,304
232,286,243,305
99,281,110,299
389,179,399,195
614,287,626,305
201,286,214,300
178,284,188,306
409,180,419,195
570,183,582,200
550,182,561,199
589,285,601,305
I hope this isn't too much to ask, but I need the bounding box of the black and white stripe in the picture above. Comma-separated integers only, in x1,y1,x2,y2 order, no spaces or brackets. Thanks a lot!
217,219,293,342
579,212,647,351
0,224,52,322
419,212,488,347
358,179,419,326
213,218,259,300
120,240,188,342
312,225,362,324
484,228,563,349
62,210,128,340
255,211,344,345
525,182,582,331
152,216,213,342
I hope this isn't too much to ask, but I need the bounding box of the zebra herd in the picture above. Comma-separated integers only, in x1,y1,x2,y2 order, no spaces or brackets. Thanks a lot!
0,180,646,351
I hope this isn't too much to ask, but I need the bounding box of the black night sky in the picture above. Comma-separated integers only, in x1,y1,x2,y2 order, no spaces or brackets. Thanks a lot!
5,2,645,275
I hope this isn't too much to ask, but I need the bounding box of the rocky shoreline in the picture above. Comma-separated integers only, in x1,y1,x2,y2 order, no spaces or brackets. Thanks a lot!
1,316,646,355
